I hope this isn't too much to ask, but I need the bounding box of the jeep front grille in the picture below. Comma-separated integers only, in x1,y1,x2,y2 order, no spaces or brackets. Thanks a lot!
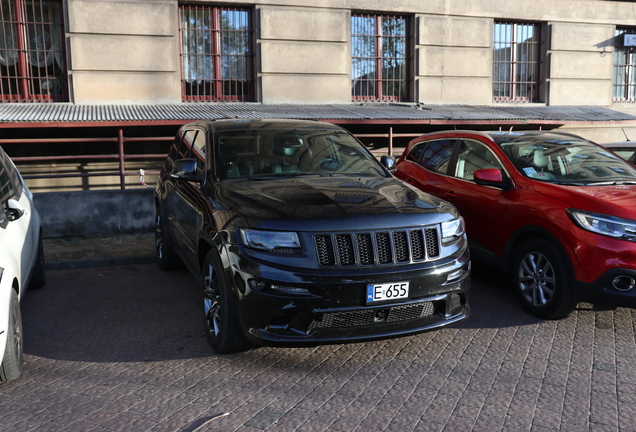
314,227,440,267
307,300,436,332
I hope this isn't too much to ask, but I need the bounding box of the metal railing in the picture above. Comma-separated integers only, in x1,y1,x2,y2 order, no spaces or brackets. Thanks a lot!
0,126,418,191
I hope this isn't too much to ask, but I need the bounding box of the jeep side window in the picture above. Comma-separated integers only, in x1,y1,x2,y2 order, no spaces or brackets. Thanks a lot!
178,130,197,159
192,130,206,176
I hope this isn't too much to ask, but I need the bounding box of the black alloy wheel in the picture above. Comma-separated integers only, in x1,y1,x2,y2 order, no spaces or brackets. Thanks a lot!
512,239,577,320
202,250,251,354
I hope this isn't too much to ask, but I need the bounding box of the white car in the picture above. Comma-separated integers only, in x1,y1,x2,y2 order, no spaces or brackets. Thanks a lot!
0,146,44,383
600,141,636,165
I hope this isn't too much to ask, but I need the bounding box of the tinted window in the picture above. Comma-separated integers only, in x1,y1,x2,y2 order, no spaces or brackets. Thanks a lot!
420,140,455,175
214,128,387,180
0,148,20,203
406,143,425,163
178,130,197,159
0,164,15,203
192,130,206,176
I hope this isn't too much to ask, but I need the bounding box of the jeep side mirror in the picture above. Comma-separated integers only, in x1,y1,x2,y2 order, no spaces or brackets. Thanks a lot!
380,155,397,173
171,159,204,183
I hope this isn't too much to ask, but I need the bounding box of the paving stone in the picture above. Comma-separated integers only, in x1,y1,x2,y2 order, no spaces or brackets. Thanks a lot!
0,262,632,431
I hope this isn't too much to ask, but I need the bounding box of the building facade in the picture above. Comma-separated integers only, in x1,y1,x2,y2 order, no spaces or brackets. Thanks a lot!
3,0,636,191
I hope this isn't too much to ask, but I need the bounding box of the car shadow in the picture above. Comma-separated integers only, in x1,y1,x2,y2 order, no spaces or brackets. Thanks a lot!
461,261,602,329
20,262,591,364
20,264,219,363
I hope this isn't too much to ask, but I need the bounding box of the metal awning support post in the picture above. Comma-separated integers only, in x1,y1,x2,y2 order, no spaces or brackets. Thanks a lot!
118,129,126,189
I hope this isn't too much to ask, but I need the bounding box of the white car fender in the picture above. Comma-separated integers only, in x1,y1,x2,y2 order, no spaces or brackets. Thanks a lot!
0,265,17,363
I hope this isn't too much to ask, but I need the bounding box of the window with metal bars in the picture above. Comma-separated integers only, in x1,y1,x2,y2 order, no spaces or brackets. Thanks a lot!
179,4,254,102
0,0,67,102
493,21,542,103
613,28,636,102
351,12,411,102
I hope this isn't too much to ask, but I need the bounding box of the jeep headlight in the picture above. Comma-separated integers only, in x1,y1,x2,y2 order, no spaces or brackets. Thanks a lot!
441,217,466,245
567,209,636,242
240,228,301,251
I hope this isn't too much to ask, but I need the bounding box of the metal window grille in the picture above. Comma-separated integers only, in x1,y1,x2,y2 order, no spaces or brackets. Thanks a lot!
179,5,254,102
613,28,636,102
0,0,67,102
351,13,410,102
493,21,541,103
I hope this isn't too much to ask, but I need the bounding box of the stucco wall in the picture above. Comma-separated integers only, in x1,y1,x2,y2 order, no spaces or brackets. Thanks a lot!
547,22,615,106
259,6,350,103
63,0,636,107
417,16,493,104
67,0,180,104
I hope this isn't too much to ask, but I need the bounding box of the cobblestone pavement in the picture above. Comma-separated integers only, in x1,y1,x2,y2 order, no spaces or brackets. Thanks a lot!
1,261,635,432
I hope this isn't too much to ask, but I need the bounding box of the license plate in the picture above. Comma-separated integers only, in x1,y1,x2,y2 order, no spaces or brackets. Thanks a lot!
366,281,409,303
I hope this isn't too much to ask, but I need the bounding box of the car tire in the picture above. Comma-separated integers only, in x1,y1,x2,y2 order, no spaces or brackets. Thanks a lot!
28,236,45,290
0,290,23,383
202,250,251,354
512,239,577,320
155,207,181,270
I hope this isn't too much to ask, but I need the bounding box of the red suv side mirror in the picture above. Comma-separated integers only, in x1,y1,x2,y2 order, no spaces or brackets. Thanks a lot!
474,168,513,190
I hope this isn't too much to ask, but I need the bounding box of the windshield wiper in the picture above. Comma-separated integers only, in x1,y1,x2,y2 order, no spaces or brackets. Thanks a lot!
554,181,587,186
582,181,636,186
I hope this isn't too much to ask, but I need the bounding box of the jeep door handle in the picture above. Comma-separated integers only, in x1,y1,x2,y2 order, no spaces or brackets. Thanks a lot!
443,190,456,198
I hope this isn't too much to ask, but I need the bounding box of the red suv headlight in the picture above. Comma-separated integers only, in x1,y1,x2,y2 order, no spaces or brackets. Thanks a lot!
567,209,636,242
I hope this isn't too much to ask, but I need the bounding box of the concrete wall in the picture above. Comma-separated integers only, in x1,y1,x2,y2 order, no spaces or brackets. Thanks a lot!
34,189,155,238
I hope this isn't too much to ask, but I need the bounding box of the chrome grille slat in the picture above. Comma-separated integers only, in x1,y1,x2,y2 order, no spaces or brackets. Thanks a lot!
314,227,441,267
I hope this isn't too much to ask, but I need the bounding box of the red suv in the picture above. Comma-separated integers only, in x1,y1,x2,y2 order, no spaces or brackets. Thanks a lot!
395,130,636,319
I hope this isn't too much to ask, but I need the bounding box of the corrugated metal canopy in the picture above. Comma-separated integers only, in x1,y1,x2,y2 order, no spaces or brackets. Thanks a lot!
0,103,634,126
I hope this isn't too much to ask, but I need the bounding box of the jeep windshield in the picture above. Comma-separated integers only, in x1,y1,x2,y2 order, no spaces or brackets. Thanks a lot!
214,128,388,180
494,135,636,185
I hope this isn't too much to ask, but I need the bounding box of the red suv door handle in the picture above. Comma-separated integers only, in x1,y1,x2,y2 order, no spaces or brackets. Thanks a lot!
444,190,456,198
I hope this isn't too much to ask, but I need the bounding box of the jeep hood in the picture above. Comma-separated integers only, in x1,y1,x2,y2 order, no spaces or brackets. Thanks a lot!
217,176,456,230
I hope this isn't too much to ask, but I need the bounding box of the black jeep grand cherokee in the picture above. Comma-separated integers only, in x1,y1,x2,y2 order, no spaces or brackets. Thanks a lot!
155,119,470,353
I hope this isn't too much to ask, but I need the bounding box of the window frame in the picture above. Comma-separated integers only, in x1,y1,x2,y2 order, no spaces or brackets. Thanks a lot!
493,20,543,103
178,4,255,102
613,27,636,103
0,0,68,102
351,12,412,102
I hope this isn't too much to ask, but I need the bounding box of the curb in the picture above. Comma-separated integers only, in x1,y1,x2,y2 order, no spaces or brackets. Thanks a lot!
45,255,156,271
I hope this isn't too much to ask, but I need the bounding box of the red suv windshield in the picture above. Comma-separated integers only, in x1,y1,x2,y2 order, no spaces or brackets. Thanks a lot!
491,132,636,185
